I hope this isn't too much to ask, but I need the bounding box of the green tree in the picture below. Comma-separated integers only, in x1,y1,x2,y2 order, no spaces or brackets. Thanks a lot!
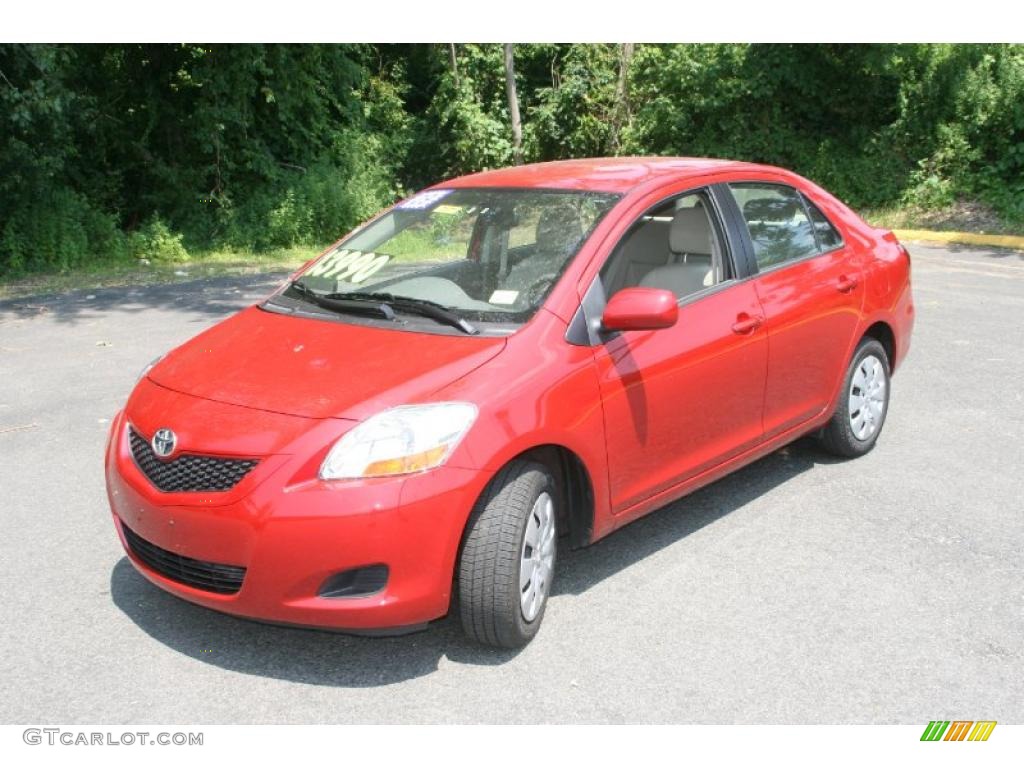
3,43,1023,278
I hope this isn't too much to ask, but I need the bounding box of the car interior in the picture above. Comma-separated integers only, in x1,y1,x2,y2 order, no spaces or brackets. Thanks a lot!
600,192,728,301
376,203,590,313
499,203,585,298
341,190,733,316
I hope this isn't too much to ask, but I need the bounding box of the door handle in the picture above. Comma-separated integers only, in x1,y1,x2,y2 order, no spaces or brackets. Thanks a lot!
731,313,763,335
837,275,859,293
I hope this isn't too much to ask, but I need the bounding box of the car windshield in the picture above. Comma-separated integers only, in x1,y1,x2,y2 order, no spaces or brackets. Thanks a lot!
287,188,620,326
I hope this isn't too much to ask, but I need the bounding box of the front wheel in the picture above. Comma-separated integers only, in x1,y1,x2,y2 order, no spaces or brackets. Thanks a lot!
820,337,891,458
458,461,557,648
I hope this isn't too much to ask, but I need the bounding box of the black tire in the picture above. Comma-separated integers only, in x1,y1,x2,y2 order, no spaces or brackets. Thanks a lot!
458,460,557,648
820,337,891,458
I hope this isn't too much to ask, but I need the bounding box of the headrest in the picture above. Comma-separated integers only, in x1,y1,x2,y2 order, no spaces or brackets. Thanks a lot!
743,197,798,222
535,204,584,255
639,262,713,295
669,205,712,255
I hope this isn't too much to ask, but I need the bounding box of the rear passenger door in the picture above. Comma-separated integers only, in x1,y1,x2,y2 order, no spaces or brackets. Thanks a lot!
726,182,863,440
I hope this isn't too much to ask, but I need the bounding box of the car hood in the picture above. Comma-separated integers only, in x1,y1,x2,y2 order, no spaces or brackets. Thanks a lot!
148,305,507,420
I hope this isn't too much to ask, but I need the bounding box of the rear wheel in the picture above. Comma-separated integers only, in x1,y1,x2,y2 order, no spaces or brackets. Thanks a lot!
458,460,557,648
820,337,891,458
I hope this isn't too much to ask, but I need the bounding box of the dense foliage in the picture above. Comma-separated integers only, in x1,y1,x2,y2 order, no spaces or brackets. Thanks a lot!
2,43,1022,275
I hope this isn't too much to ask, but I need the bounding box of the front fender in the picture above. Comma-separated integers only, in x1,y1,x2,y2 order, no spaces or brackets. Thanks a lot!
437,314,614,542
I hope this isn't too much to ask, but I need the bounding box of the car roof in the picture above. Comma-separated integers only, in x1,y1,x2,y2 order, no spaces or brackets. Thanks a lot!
436,156,776,194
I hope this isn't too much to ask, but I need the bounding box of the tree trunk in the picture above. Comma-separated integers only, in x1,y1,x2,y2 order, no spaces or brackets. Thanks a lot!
448,43,459,89
608,43,635,154
503,43,523,165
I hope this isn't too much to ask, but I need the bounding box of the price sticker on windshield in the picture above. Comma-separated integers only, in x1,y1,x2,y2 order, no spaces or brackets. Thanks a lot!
396,189,453,210
489,290,519,305
304,249,392,284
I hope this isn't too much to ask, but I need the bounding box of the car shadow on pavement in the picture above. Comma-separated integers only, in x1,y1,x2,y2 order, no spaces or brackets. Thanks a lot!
110,437,836,687
552,437,838,597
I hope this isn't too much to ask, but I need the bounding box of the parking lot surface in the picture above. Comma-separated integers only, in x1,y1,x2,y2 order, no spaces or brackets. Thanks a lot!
1,243,1021,723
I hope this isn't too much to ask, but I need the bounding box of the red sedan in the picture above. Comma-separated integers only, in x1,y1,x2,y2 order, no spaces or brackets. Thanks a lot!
106,158,914,647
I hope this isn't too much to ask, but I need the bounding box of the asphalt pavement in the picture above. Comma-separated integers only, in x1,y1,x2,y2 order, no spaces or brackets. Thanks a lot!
0,243,1021,724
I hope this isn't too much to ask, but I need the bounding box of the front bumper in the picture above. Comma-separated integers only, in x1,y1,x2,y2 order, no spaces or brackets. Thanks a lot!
105,409,492,631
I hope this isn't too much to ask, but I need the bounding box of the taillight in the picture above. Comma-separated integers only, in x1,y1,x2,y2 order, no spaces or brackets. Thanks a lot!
898,243,911,273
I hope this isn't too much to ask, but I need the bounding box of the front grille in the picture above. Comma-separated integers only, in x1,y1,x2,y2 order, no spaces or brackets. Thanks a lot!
129,428,258,493
122,523,246,594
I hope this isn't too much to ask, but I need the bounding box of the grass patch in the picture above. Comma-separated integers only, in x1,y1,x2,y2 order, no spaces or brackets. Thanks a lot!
0,246,320,301
862,200,1023,236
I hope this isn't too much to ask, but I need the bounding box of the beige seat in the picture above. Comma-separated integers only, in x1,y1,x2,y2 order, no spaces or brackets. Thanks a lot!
534,204,584,258
502,205,584,300
638,206,714,298
616,220,672,288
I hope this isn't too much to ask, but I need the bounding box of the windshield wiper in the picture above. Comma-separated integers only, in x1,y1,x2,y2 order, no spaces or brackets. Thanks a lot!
288,282,397,321
342,292,480,335
289,284,479,335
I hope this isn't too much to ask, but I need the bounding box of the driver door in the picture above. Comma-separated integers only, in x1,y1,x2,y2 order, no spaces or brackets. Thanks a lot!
591,188,768,514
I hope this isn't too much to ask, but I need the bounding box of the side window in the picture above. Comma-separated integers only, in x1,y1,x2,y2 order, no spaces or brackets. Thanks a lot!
600,190,729,301
802,194,843,251
729,183,818,269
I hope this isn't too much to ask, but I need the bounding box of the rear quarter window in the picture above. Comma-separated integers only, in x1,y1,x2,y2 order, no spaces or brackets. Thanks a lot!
801,193,844,251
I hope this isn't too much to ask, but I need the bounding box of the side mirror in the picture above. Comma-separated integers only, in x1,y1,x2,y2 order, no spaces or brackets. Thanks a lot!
601,287,678,333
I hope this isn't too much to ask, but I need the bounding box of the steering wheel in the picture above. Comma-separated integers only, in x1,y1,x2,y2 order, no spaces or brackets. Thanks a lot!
524,273,559,308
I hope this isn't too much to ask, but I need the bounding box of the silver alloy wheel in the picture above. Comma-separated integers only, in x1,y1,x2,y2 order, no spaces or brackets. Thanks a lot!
849,353,887,440
520,491,556,622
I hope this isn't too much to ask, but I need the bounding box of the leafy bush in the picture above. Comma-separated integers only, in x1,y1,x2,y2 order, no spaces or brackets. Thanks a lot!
129,217,190,262
3,43,1023,280
1,188,127,276
221,134,396,250
889,45,1024,221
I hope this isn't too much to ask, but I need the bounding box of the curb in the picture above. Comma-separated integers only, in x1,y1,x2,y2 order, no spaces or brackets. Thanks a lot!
892,229,1024,250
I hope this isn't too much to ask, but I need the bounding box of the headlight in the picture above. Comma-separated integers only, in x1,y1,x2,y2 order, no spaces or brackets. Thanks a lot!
319,402,478,480
136,355,163,384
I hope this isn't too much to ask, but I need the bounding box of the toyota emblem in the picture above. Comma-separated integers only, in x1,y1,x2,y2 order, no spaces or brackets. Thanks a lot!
151,428,177,458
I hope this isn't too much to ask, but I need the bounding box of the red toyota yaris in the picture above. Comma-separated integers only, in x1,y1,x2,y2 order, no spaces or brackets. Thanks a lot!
106,158,914,647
